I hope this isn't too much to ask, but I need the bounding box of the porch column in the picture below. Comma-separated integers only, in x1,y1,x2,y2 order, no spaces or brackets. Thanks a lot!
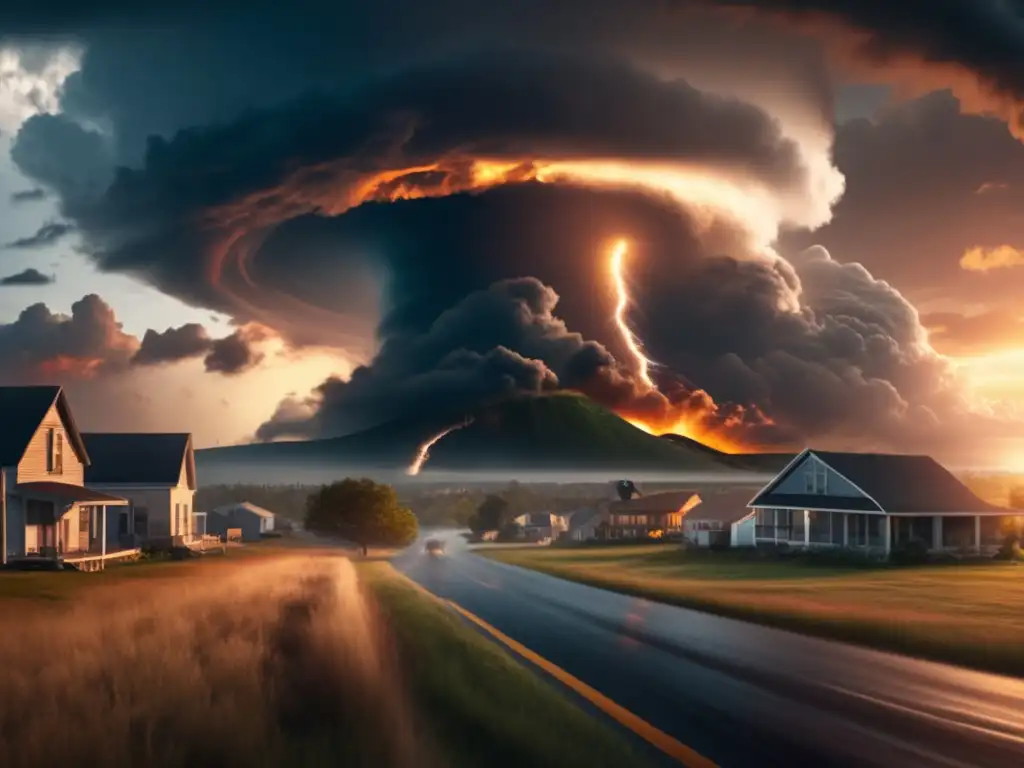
883,516,891,557
101,504,107,570
974,515,981,554
803,510,810,547
773,509,779,545
842,513,849,547
932,516,943,552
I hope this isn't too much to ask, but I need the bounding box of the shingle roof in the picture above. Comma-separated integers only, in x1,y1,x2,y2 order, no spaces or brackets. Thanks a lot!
215,501,274,519
609,490,698,514
685,489,761,524
751,449,1009,515
0,386,88,467
566,507,602,529
82,433,193,486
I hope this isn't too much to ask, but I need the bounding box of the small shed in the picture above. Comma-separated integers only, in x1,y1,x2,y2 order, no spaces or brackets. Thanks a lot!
208,502,275,542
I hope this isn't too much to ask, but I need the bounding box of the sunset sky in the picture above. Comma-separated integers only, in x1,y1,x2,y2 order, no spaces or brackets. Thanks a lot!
0,1,1022,469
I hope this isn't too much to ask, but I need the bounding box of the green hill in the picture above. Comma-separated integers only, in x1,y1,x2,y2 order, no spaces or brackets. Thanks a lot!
197,392,732,477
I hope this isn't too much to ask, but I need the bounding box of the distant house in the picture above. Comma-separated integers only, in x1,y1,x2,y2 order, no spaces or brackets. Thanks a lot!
747,449,1022,556
0,386,128,560
563,507,607,542
83,433,197,546
607,490,699,539
208,502,275,542
679,488,759,547
511,512,569,542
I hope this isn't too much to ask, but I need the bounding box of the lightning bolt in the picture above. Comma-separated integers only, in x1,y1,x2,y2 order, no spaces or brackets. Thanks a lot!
609,239,656,391
406,419,474,476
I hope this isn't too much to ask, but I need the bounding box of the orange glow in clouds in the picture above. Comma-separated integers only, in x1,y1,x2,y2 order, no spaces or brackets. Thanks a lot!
605,239,754,454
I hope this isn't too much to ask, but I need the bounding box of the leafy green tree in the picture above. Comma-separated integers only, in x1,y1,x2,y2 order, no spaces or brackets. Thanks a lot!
468,494,511,533
305,478,418,556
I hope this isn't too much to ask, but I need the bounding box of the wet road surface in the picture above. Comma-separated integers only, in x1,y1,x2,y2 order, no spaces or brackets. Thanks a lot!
394,531,1024,768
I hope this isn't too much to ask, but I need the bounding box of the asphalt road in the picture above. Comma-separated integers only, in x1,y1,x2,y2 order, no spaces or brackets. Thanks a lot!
393,530,1024,768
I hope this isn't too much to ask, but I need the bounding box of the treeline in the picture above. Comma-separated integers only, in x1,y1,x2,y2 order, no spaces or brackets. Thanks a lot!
196,480,607,527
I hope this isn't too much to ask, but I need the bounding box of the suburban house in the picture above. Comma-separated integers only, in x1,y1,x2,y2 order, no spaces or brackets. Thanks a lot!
207,501,275,542
746,449,1022,556
511,512,569,542
0,386,128,560
83,433,197,546
607,490,699,539
563,507,607,542
679,488,759,547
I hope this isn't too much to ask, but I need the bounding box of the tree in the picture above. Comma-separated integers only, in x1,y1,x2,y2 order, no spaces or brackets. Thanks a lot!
468,494,511,534
616,480,640,501
305,478,418,556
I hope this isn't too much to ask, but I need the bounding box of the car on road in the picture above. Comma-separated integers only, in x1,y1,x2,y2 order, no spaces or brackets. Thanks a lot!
425,538,445,556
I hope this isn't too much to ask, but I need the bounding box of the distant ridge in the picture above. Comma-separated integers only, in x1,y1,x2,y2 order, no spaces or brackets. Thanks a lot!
659,433,794,474
197,393,763,480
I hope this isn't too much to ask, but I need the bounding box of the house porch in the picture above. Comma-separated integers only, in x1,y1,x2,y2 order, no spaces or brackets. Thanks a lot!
753,508,1022,557
9,481,128,561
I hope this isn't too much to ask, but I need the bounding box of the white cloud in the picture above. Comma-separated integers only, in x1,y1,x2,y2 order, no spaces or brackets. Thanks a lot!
0,44,82,132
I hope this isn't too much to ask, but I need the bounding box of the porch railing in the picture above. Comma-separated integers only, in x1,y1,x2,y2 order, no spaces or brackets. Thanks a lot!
63,548,142,572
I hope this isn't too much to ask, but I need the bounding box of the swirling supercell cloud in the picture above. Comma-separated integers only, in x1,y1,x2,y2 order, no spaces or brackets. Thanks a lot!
3,0,1024,461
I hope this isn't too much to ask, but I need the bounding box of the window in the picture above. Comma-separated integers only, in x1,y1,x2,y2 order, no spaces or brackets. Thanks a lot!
54,432,63,474
79,508,90,534
45,428,55,472
134,507,149,538
804,460,829,494
174,503,181,535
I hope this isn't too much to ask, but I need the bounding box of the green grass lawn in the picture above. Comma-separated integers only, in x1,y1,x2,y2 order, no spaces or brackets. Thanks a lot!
480,545,1024,677
358,562,652,768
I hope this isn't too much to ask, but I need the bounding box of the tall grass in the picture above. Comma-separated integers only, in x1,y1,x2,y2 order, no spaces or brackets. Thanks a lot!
0,556,430,768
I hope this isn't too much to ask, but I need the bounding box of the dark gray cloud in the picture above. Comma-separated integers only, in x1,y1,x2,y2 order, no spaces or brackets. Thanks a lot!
712,0,1024,133
10,47,808,344
0,294,138,382
4,221,75,249
780,90,1024,336
10,188,46,204
257,278,627,441
203,326,267,375
132,323,211,365
0,268,54,286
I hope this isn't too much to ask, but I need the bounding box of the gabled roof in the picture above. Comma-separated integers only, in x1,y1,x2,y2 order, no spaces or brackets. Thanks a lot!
0,386,89,468
685,488,760,524
566,508,603,529
215,501,274,519
82,433,194,488
609,490,698,514
749,448,1009,515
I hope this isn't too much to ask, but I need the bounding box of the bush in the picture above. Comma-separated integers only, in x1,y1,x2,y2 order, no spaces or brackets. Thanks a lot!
889,539,930,565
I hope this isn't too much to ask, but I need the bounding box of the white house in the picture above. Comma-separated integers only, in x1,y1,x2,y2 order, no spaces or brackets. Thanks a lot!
679,488,759,547
208,502,275,542
0,386,128,561
83,433,197,546
563,507,607,542
746,449,1022,556
511,512,569,542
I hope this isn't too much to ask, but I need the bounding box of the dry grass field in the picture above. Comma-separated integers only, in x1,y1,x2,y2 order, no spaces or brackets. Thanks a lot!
481,545,1024,676
0,551,648,768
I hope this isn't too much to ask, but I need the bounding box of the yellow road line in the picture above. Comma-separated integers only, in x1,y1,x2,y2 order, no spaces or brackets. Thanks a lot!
446,598,719,768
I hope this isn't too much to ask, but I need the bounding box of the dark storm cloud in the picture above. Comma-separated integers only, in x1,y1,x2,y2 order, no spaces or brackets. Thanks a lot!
0,268,54,285
255,189,985,454
132,323,211,365
257,278,613,441
203,327,267,375
10,48,805,328
0,294,138,382
780,90,1024,335
10,188,46,204
4,221,75,249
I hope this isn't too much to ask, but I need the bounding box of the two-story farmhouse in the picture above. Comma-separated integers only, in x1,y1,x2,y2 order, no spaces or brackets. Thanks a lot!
82,433,197,546
0,386,128,560
747,449,1020,556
